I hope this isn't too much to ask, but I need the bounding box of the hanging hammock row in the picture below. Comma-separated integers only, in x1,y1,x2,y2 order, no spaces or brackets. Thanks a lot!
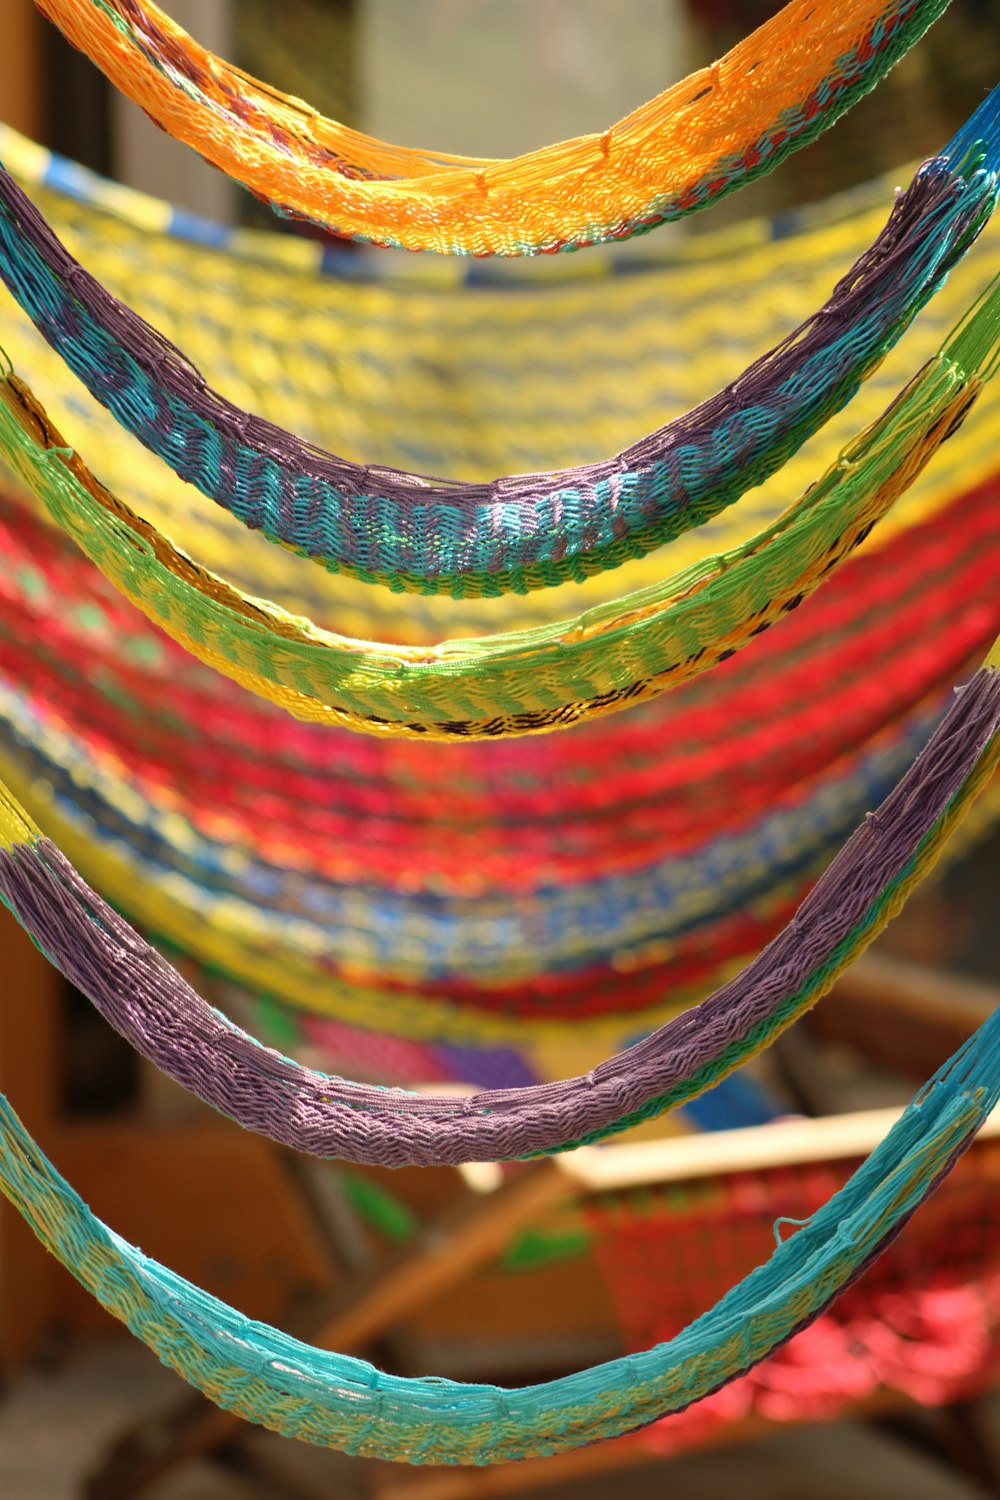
5,114,997,644
0,655,997,1165
1,989,998,1461
0,678,946,985
4,472,994,985
2,259,998,739
0,0,998,1469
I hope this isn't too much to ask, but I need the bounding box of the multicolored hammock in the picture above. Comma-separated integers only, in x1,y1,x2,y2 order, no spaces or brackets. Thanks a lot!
0,684,944,984
2,997,999,1461
5,473,995,902
5,119,998,643
1,458,996,1056
0,94,997,595
3,267,998,739
1,651,996,1165
33,0,955,255
3,7,997,1468
17,732,1000,1069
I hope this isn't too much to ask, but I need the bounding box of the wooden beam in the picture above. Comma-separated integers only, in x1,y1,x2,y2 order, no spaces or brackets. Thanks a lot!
809,952,997,1078
0,2,44,139
86,1159,564,1499
498,1100,1000,1198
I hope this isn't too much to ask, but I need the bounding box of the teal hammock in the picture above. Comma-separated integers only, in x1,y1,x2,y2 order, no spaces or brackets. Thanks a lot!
0,1006,998,1463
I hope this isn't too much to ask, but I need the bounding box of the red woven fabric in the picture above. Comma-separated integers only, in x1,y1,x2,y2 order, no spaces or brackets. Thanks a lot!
586,1137,1000,1453
3,478,998,894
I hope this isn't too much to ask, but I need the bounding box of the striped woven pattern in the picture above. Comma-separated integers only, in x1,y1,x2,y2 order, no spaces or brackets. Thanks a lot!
35,0,954,255
2,453,997,1052
2,269,997,739
0,685,945,985
14,735,999,1060
0,658,996,1165
3,474,995,901
1,12,997,1463
0,98,996,594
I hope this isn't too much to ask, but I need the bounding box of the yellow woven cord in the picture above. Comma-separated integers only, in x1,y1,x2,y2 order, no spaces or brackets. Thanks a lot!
0,782,39,853
34,0,950,254
3,141,1000,644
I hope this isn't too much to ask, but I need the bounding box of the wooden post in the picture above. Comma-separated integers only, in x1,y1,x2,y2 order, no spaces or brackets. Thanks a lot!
0,906,64,1372
0,2,45,140
808,953,997,1079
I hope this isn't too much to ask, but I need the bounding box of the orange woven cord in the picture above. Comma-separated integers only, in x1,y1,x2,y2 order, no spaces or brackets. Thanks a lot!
35,0,951,254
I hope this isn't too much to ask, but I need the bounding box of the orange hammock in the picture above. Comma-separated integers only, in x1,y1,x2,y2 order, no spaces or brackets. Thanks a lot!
35,0,952,255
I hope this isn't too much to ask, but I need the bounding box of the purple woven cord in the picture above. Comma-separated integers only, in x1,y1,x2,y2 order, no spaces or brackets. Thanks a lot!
1,668,996,1167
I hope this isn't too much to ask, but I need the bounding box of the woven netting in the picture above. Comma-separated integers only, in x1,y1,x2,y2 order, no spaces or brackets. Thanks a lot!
1,990,999,1460
3,468,995,902
2,466,996,1071
0,685,948,986
3,263,998,739
34,0,953,254
0,652,996,1164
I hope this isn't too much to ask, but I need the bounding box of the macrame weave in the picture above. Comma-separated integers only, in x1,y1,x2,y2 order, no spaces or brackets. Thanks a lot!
6,465,999,1065
5,120,998,643
0,97,996,594
34,0,954,255
0,439,996,1046
0,120,914,287
1,683,943,982
4,476,994,900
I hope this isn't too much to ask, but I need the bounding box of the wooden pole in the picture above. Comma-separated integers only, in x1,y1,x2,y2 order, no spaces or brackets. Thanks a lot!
809,952,997,1079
